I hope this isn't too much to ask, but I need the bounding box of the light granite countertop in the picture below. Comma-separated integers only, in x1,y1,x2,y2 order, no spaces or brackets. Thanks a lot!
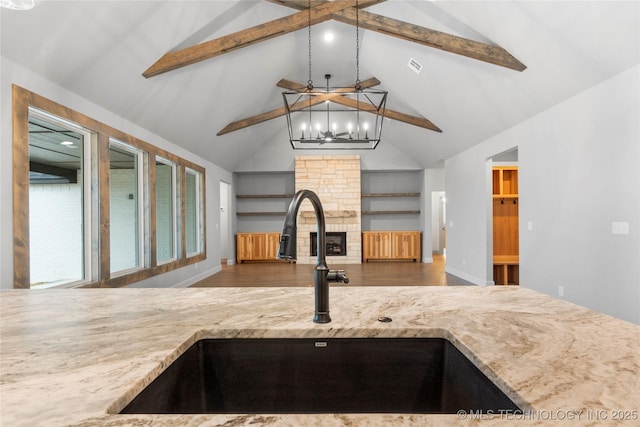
1,286,639,426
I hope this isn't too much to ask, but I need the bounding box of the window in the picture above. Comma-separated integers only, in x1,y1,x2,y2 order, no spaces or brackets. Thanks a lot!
109,140,146,275
27,109,95,288
185,167,204,257
155,157,177,264
12,85,206,288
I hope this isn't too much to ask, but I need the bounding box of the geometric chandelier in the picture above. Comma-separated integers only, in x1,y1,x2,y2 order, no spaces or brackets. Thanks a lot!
283,73,387,149
282,0,387,150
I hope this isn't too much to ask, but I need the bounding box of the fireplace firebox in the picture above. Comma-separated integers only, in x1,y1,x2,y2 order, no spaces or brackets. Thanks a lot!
310,232,347,257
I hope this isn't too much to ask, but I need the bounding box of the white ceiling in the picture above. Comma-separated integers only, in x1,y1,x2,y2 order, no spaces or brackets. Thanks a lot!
2,1,639,171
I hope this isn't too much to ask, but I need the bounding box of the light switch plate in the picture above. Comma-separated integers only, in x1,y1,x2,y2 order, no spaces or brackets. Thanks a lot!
611,222,630,235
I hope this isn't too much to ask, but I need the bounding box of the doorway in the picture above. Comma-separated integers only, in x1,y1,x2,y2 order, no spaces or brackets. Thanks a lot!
431,191,446,256
490,148,519,285
219,181,232,265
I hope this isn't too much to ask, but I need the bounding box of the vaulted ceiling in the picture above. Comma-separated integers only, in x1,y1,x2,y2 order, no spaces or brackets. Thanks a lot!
1,1,638,171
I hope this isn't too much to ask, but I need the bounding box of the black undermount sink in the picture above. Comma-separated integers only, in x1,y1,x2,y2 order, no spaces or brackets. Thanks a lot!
121,338,520,414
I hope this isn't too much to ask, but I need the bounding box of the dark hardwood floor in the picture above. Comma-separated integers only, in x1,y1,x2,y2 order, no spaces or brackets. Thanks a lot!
190,255,474,287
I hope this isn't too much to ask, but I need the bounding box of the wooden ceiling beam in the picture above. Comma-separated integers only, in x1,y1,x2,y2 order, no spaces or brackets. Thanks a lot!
332,8,526,72
218,77,380,135
331,96,442,133
218,93,338,136
278,78,441,132
265,0,385,11
276,76,381,91
143,0,359,78
218,77,441,135
269,0,526,72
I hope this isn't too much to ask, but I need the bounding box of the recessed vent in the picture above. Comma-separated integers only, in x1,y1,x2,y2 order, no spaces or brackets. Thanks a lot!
407,57,423,74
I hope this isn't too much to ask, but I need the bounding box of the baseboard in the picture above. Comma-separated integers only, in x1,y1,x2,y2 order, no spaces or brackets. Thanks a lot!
171,266,221,288
444,266,489,286
422,256,434,263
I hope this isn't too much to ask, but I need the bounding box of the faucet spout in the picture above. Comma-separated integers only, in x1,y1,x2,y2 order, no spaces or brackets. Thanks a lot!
277,189,331,323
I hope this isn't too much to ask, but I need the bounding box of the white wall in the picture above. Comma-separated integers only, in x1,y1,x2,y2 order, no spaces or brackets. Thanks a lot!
445,65,640,324
233,132,426,173
1,57,233,289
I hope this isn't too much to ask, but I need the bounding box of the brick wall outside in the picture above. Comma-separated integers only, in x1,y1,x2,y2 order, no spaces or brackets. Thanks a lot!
29,182,84,284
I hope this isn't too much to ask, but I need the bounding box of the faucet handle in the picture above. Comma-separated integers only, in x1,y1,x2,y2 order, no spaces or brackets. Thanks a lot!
327,269,349,284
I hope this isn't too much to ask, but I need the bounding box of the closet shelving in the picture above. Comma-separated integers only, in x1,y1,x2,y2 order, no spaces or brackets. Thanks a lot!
492,166,519,285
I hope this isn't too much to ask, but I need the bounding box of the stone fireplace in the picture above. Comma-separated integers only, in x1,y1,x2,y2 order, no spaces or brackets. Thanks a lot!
295,155,361,264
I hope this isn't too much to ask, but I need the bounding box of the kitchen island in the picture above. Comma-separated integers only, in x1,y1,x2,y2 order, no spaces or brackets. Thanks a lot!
1,286,639,426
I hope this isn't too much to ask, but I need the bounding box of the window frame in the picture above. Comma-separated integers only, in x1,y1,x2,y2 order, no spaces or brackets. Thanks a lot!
12,85,206,289
108,138,148,277
27,107,96,288
185,167,204,258
154,156,178,265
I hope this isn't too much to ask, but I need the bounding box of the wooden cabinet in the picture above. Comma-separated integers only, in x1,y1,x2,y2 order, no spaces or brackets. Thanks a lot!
362,232,392,261
392,232,421,260
362,231,421,262
492,166,518,198
236,232,282,263
492,166,519,285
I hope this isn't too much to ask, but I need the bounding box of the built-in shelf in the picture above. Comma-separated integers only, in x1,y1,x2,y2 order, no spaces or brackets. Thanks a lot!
362,210,420,215
493,166,519,285
361,193,420,198
361,170,422,229
234,172,294,231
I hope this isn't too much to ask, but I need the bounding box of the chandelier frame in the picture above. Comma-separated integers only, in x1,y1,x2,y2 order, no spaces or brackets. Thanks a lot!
283,75,387,150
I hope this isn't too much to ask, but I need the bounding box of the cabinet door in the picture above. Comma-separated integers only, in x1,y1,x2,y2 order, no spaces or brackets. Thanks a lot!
392,233,406,259
362,232,378,262
236,234,253,263
404,232,421,261
265,233,281,260
378,232,393,259
363,232,393,261
392,232,421,261
250,233,267,260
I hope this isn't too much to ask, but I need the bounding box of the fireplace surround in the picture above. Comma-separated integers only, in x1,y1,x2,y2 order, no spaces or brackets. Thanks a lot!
295,155,362,264
310,232,347,257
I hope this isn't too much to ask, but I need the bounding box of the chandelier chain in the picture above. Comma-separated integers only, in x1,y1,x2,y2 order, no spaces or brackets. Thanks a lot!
307,0,313,90
355,0,361,90
282,0,387,149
